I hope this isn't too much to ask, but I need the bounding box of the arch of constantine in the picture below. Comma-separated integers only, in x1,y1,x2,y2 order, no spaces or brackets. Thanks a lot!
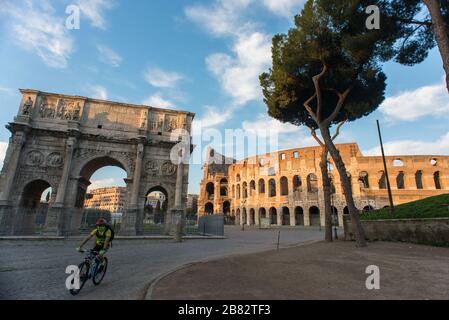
0,89,194,236
198,144,449,227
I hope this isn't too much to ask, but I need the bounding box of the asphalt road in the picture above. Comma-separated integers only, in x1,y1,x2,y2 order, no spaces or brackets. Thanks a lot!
0,226,324,300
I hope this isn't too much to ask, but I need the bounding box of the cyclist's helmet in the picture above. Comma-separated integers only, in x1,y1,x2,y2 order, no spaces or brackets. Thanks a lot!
96,218,107,226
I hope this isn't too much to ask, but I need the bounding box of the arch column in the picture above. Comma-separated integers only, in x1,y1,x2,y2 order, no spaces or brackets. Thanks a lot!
44,136,78,236
0,131,27,235
120,141,145,235
289,206,296,226
277,207,282,226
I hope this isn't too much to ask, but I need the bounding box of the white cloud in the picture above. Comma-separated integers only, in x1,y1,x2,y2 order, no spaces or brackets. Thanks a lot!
75,0,115,30
364,131,449,156
379,78,449,122
143,93,175,109
144,68,184,88
0,141,8,169
97,44,122,67
262,0,305,17
206,32,272,106
185,0,254,37
0,0,73,68
241,113,316,149
186,1,272,106
90,86,108,100
87,178,117,191
0,87,15,95
195,106,234,129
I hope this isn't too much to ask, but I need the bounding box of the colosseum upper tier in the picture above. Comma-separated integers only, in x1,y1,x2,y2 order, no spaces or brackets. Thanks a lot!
198,143,449,227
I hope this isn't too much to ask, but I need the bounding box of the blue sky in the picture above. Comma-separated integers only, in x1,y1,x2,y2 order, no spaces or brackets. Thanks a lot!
0,0,448,194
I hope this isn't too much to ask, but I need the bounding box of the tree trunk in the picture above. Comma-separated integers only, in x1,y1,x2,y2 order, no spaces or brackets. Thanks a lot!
423,0,449,93
319,147,333,242
320,125,367,247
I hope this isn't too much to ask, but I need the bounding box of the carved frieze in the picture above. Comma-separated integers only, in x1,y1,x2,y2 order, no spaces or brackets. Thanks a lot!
46,152,64,168
22,97,33,115
26,150,44,166
39,97,81,121
161,161,177,176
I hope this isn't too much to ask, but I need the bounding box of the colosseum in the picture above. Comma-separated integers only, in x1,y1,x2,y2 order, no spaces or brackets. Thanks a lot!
198,143,449,227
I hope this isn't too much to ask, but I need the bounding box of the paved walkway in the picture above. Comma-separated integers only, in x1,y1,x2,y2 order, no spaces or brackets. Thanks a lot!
0,226,323,299
150,241,449,300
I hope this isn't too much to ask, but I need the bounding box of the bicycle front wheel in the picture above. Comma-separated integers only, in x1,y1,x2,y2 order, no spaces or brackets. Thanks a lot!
92,257,108,286
69,261,89,296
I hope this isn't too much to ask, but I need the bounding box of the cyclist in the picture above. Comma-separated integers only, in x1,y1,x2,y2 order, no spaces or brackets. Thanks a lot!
77,218,111,260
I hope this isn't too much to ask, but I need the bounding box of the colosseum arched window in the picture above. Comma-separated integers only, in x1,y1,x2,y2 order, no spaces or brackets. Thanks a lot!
206,182,214,199
396,171,405,189
258,179,265,194
415,171,423,189
358,171,369,189
378,171,386,189
250,180,256,196
236,184,241,199
269,179,276,197
434,171,442,189
280,176,288,196
242,182,248,198
293,175,302,191
307,174,318,193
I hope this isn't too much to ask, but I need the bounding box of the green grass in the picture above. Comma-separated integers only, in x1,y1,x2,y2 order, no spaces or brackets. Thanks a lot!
360,194,449,221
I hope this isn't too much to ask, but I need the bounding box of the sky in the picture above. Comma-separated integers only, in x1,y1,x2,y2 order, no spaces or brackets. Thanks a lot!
0,0,448,195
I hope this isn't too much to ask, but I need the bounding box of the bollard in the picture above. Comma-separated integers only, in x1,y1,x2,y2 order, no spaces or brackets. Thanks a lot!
277,230,281,250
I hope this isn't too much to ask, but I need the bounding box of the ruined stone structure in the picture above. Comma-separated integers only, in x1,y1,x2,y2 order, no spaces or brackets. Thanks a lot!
0,89,194,236
198,144,449,227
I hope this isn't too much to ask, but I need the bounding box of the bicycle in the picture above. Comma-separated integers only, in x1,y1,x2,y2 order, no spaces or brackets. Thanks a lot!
69,249,108,296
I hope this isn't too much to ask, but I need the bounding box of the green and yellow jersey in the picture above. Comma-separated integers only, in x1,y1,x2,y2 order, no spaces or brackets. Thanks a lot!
90,228,112,246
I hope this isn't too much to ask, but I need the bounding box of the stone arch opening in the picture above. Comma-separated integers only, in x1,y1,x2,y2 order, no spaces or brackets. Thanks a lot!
343,206,349,215
206,182,214,199
18,179,52,234
249,180,256,196
363,205,374,212
269,179,276,197
309,206,320,226
242,207,247,225
293,175,302,192
331,206,339,226
295,207,304,225
307,174,318,193
144,186,169,228
205,202,214,215
434,171,442,189
236,208,241,224
220,178,228,196
378,171,386,189
282,207,290,225
358,171,369,188
280,176,289,196
249,208,255,225
269,207,277,225
259,207,267,220
242,182,248,199
258,179,265,194
78,156,128,231
396,171,405,189
415,170,423,189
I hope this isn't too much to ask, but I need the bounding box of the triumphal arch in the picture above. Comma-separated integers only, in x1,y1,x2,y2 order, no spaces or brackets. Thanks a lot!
0,89,194,236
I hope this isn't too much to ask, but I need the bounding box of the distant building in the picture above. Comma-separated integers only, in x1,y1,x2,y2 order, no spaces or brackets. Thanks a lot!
186,194,199,212
146,192,166,208
84,187,127,213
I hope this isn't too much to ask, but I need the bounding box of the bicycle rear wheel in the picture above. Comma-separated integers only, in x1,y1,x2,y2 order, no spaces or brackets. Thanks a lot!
69,262,89,296
92,257,108,286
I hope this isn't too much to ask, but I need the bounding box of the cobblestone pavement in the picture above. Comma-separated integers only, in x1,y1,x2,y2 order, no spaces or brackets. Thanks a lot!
0,226,324,300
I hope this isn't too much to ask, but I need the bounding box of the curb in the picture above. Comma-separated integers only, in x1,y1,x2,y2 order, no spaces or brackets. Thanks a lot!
0,235,227,241
144,239,322,300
